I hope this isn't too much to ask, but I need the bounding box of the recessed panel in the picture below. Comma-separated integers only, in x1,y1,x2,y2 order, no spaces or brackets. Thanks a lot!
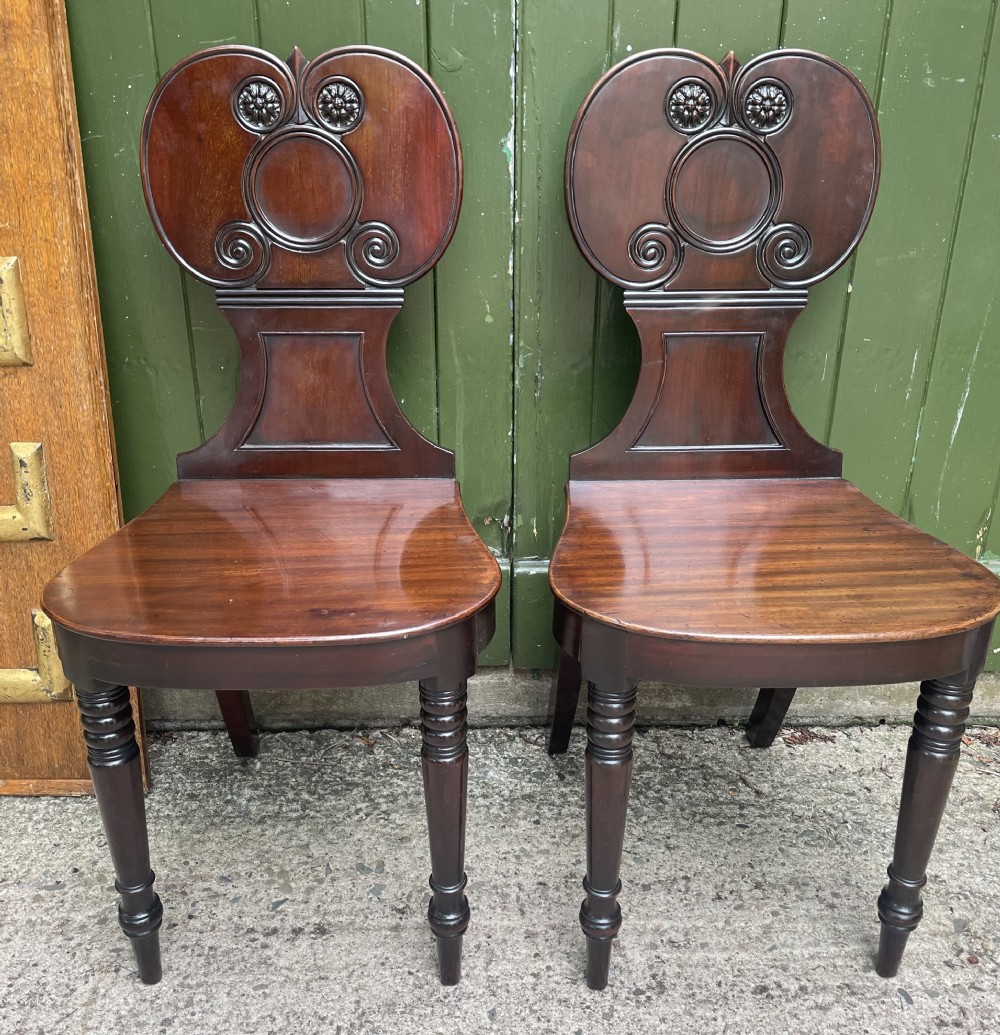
246,332,393,449
669,135,776,249
632,333,779,450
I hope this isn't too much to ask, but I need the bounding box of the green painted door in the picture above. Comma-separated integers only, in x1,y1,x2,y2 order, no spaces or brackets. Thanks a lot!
66,1,1000,673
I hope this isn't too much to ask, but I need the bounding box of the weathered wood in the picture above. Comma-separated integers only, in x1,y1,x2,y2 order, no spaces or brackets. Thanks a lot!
0,0,133,792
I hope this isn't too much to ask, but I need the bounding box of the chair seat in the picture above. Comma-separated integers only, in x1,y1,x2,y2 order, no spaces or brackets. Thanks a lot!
43,478,500,648
550,478,1000,645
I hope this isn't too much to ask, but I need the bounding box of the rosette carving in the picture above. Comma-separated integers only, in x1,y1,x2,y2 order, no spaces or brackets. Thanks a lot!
627,224,682,286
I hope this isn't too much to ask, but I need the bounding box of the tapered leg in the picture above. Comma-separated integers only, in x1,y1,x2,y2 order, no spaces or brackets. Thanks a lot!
215,690,259,757
76,683,163,984
548,651,583,755
746,687,796,748
419,678,470,985
581,680,637,990
876,674,975,977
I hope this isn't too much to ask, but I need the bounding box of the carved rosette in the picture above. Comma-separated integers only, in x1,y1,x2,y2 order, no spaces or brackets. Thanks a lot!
234,77,284,132
225,66,396,287
743,79,791,133
665,78,715,132
315,76,364,132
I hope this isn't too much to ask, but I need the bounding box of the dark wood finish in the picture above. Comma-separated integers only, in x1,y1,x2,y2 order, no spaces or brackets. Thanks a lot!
550,47,1000,989
76,682,162,984
875,672,978,976
419,676,470,985
745,687,796,748
41,45,499,985
581,680,636,990
215,691,258,758
547,651,582,755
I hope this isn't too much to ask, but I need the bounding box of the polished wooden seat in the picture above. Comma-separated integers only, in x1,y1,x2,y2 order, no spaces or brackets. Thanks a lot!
46,480,497,658
548,47,1000,991
43,44,499,986
553,479,999,648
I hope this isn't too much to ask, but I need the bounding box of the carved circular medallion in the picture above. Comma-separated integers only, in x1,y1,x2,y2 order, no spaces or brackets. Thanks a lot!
315,77,365,133
665,78,715,132
246,130,362,251
667,133,779,252
743,79,791,133
234,77,283,132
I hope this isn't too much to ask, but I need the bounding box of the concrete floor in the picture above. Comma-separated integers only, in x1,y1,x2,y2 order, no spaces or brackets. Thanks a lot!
1,722,998,1034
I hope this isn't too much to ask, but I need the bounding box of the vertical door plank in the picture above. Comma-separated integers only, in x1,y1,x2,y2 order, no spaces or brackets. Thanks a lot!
828,0,995,511
905,12,1000,553
65,0,202,518
780,0,891,444
365,0,439,442
255,1,365,59
427,0,515,664
511,0,611,666
674,1,783,59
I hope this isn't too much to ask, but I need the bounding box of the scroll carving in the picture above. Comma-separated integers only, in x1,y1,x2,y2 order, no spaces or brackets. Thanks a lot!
567,48,879,292
142,46,462,292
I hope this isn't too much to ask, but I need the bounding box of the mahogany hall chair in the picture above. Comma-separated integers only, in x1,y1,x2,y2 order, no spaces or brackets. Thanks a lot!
42,45,500,986
547,48,1000,990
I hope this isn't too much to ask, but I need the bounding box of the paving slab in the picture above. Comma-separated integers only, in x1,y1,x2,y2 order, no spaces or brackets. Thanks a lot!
1,724,998,1034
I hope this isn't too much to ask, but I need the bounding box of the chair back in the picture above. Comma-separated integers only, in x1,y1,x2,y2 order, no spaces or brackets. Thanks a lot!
141,46,462,478
565,49,880,479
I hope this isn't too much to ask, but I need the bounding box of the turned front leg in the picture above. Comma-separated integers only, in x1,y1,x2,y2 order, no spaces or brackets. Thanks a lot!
76,683,163,984
419,678,470,985
876,674,975,977
581,680,637,990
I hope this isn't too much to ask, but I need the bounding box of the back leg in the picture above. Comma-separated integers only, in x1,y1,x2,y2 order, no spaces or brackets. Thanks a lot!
746,688,796,748
215,690,259,757
547,651,583,755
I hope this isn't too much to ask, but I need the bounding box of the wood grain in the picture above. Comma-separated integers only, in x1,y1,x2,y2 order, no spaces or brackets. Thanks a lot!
551,478,1000,644
44,478,500,648
0,0,126,789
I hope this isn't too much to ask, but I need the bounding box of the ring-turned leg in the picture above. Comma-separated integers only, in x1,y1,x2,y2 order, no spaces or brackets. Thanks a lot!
215,690,259,757
581,679,637,990
746,687,796,748
548,651,583,755
76,683,163,984
876,674,975,977
419,678,470,985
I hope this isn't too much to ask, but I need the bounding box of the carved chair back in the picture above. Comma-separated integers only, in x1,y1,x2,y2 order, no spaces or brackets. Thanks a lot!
565,49,879,479
141,45,461,479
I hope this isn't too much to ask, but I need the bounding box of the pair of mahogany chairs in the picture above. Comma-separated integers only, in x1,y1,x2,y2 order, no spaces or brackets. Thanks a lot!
43,44,1000,993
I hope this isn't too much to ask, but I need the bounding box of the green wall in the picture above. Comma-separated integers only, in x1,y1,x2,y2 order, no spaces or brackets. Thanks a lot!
66,0,1000,672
